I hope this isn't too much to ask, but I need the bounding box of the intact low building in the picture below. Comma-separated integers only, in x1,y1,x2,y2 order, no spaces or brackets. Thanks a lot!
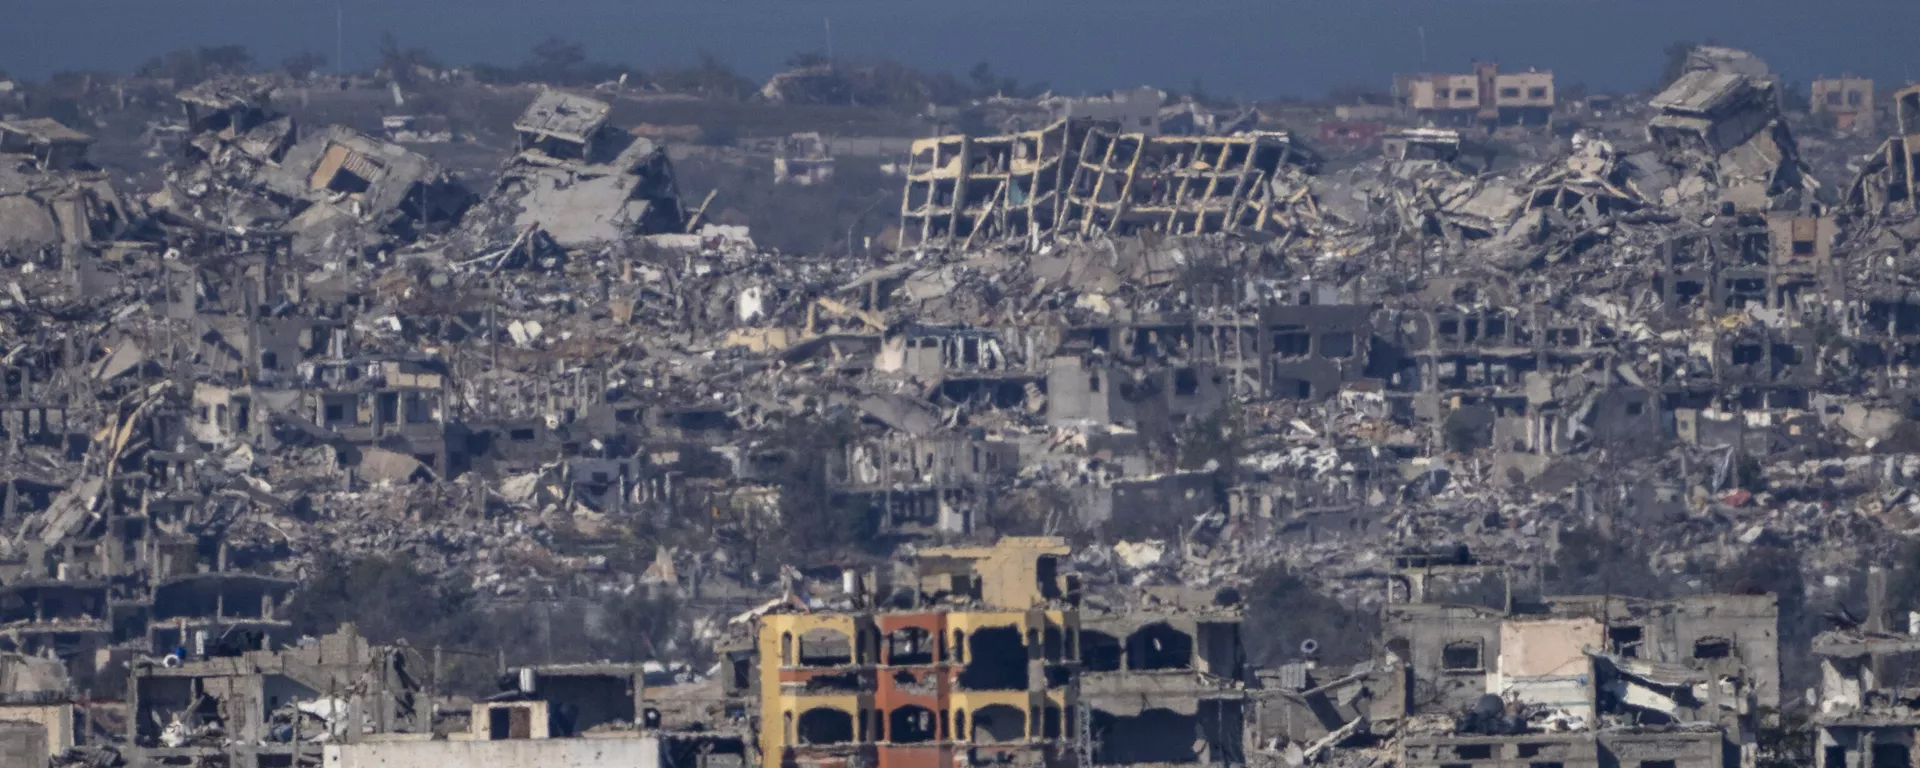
1811,77,1875,134
1395,63,1555,126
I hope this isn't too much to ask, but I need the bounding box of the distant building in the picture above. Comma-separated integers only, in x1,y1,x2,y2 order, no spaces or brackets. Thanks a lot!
1318,121,1386,148
1394,62,1555,127
1811,77,1875,134
1048,87,1165,136
0,118,93,171
774,132,836,186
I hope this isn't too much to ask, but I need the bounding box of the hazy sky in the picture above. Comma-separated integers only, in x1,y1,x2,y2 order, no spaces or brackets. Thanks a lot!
6,0,1919,98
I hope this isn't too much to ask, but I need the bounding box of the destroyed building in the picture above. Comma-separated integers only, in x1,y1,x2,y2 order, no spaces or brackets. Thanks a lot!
1847,85,1920,216
0,120,94,173
753,537,1081,768
1810,569,1920,768
1367,555,1781,768
482,89,689,248
259,124,472,239
1645,53,1811,210
1079,587,1248,768
897,118,1322,251
0,34,1916,768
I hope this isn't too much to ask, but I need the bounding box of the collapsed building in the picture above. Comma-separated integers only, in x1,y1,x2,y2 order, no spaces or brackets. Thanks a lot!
0,38,1912,768
1237,554,1784,768
1847,85,1920,217
897,118,1322,250
480,89,689,249
1644,63,1810,211
1810,570,1920,768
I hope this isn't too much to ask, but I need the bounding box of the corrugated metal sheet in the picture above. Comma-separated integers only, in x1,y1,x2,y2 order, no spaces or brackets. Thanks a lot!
338,148,386,181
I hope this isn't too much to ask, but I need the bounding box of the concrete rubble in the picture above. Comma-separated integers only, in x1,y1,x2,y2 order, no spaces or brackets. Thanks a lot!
0,40,1911,768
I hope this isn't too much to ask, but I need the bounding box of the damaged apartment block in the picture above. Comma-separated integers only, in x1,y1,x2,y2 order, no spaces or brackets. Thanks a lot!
1079,588,1248,768
1847,85,1920,216
483,89,689,250
898,119,1321,251
754,538,1081,768
1376,553,1780,768
7,30,1920,768
1645,52,1810,210
259,124,473,240
1811,569,1920,768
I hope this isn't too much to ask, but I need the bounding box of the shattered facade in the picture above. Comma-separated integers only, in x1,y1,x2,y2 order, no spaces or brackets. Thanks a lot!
898,119,1321,250
0,35,1916,768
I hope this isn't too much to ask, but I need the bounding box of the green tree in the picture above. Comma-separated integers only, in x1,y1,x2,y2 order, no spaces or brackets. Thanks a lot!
751,414,876,570
1547,525,1666,598
1755,708,1813,768
1242,564,1378,667
655,52,756,99
286,555,469,645
523,36,631,85
377,33,443,85
138,45,254,85
787,51,831,69
282,51,329,79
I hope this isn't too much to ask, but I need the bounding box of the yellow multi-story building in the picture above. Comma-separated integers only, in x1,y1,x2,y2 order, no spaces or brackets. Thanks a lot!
755,537,1080,768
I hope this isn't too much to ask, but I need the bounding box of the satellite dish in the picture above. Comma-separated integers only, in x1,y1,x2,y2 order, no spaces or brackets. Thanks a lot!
1299,639,1320,655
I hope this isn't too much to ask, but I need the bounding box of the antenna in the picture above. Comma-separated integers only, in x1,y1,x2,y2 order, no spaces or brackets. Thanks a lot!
335,0,345,74
825,17,834,65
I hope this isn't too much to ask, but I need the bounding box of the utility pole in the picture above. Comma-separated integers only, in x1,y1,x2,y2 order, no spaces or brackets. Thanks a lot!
335,0,345,74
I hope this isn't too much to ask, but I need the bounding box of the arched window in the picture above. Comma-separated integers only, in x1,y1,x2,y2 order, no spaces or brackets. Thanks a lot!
889,706,937,744
796,709,855,745
1385,637,1411,665
888,627,935,666
1126,623,1195,670
956,627,1029,690
972,704,1026,743
781,632,794,666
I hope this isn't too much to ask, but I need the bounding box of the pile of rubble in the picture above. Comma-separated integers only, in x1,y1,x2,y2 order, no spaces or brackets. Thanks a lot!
1,40,1920,767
